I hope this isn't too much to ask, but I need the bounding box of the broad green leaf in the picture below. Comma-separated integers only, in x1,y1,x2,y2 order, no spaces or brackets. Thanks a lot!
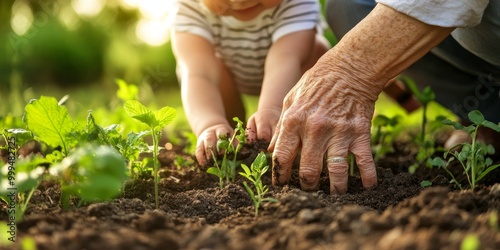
482,121,500,132
468,110,485,124
124,100,157,128
154,106,177,128
23,96,81,154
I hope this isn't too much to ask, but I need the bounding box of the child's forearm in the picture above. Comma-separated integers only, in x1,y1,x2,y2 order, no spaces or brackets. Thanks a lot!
181,76,229,136
259,62,302,111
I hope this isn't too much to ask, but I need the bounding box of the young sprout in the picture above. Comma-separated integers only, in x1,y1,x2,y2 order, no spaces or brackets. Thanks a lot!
124,100,176,209
239,151,277,217
371,114,400,162
429,110,500,191
207,117,246,188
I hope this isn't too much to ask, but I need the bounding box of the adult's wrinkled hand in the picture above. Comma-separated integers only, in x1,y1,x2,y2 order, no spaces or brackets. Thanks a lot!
268,59,381,194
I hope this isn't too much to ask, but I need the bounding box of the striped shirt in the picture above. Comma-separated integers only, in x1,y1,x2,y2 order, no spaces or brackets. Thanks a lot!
173,0,323,95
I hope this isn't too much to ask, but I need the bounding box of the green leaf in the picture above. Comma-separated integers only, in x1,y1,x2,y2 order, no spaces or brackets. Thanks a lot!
428,157,447,167
458,150,470,162
123,100,157,128
207,167,223,178
154,107,177,128
468,110,485,124
442,119,464,130
50,145,128,201
420,86,435,103
373,114,390,127
240,164,251,176
23,96,81,154
481,121,500,132
116,78,138,101
420,180,432,187
3,128,33,147
477,164,500,183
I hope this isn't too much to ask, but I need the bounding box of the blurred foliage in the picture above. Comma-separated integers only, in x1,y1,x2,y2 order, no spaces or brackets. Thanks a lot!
0,0,178,92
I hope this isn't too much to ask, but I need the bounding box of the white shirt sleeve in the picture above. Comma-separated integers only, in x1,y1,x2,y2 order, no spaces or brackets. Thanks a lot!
376,0,490,27
272,0,322,42
172,0,214,43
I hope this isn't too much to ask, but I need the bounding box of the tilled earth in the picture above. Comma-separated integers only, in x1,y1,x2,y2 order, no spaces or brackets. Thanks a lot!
1,139,500,250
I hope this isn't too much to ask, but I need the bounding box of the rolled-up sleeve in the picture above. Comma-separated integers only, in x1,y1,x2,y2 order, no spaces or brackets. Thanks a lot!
376,0,490,27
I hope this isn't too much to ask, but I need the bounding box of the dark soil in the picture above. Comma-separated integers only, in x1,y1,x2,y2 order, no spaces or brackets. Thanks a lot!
2,135,500,250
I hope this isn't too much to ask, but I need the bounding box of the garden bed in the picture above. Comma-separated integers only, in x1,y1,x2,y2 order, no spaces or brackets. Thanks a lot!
2,136,500,250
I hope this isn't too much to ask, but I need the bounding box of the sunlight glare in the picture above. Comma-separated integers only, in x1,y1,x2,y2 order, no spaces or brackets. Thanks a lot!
129,0,177,46
10,0,34,36
71,0,105,17
135,19,171,46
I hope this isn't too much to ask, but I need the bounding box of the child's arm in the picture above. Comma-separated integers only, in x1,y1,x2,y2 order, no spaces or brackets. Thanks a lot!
171,32,233,165
247,29,319,142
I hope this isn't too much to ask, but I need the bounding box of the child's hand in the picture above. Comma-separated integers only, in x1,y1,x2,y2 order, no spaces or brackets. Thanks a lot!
195,124,234,166
246,107,282,142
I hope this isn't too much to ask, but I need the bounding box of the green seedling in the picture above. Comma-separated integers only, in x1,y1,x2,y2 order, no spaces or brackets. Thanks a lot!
23,96,83,156
207,117,246,188
429,110,500,191
0,129,44,221
400,77,448,173
86,111,150,178
400,76,435,143
49,144,128,209
0,156,46,221
124,100,176,209
371,114,401,161
239,151,277,217
174,155,195,170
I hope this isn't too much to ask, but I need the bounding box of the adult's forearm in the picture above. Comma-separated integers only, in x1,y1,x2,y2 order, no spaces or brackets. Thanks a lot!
316,3,454,99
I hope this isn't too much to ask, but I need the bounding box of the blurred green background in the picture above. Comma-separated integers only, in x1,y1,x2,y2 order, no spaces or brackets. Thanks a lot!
0,0,454,132
1,0,182,116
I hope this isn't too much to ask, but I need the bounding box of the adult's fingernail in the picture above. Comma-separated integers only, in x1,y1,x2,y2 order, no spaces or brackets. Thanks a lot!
272,157,290,185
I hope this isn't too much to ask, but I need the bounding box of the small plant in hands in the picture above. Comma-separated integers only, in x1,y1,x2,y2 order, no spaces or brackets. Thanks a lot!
239,151,277,217
429,110,500,191
207,117,246,188
124,100,176,209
